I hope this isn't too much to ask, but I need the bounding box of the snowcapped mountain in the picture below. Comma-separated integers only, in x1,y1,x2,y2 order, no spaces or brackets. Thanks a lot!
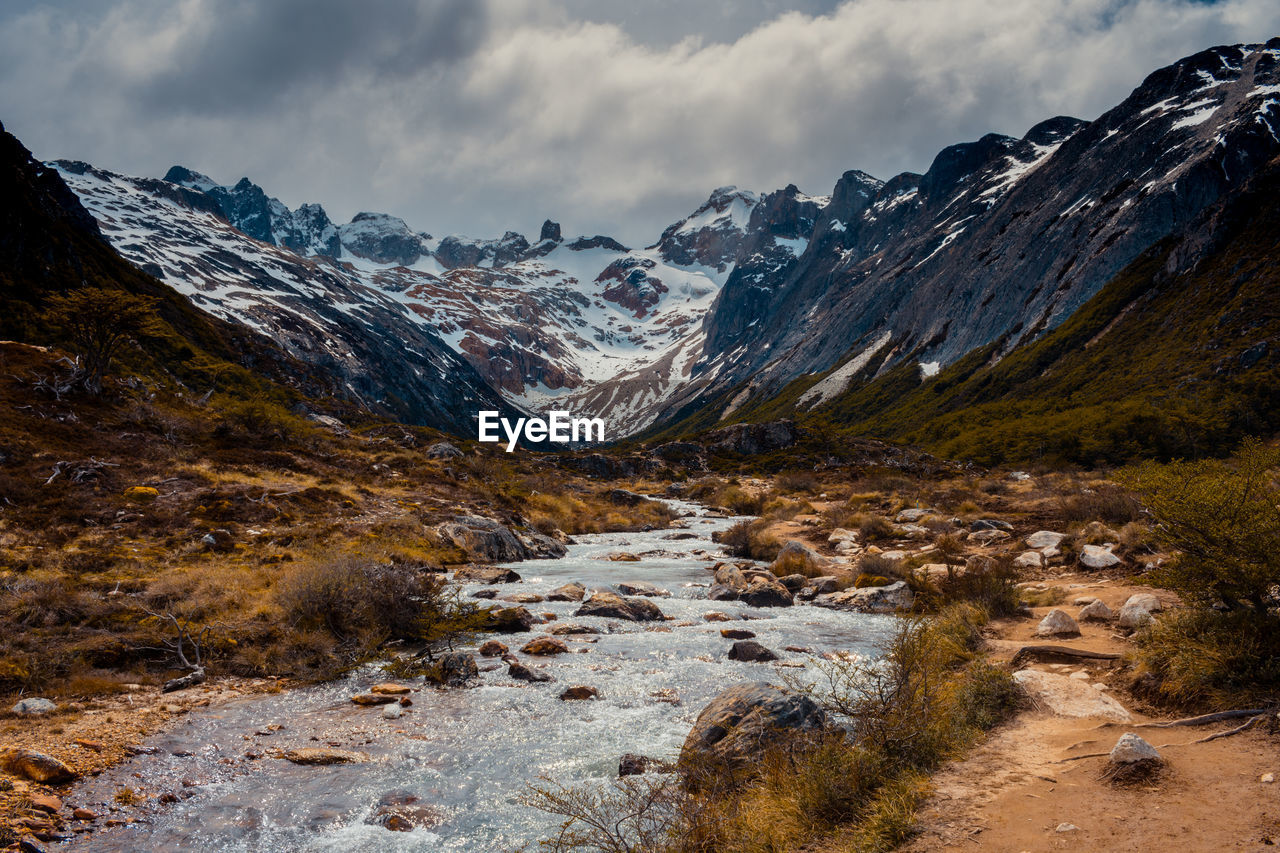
49,39,1280,440
660,39,1280,427
53,163,765,433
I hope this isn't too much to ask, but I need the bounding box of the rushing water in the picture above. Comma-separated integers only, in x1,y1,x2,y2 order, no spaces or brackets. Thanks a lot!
67,500,894,852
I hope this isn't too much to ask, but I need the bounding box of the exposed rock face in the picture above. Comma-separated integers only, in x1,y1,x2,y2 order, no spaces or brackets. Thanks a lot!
1012,670,1132,721
813,580,913,613
680,682,826,771
575,591,664,622
654,186,759,270
339,212,431,266
706,420,798,455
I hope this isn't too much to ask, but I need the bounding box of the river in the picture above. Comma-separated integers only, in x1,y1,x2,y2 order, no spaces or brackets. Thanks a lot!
66,499,894,851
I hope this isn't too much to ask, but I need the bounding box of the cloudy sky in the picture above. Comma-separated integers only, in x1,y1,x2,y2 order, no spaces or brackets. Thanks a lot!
2,0,1278,244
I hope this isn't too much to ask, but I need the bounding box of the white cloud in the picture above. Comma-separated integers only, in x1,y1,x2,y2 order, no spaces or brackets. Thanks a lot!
2,0,1277,244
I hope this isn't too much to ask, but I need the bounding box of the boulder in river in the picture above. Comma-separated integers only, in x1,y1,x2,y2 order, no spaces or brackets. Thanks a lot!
426,652,479,686
521,637,570,655
454,565,522,584
432,515,528,562
720,628,756,640
547,623,599,636
478,640,509,657
480,606,540,633
702,611,732,622
813,581,913,614
559,685,601,701
509,662,553,683
370,683,412,695
739,577,793,608
608,552,641,562
575,591,664,622
775,574,809,593
546,582,586,602
680,682,826,778
618,753,674,776
727,640,779,663
0,749,76,784
352,693,399,706
617,580,670,597
500,592,545,604
771,540,829,575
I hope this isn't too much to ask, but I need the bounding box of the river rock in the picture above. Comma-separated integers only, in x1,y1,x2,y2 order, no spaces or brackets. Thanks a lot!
559,685,600,701
381,703,403,720
509,662,553,682
775,574,809,592
11,698,56,716
1080,544,1121,569
480,606,539,633
608,552,641,562
500,592,545,604
813,580,913,614
352,693,399,705
1035,609,1081,637
454,565,522,584
433,516,528,562
703,611,732,622
1078,599,1114,622
428,652,479,686
617,580,670,597
472,588,498,599
1012,670,1131,721
771,540,829,575
713,563,749,591
1026,531,1067,550
479,640,508,657
739,577,794,608
0,749,76,784
281,748,366,765
372,798,443,832
28,794,61,814
1110,732,1162,764
807,576,840,595
370,683,412,695
516,530,568,559
521,637,569,655
576,591,664,622
727,640,778,663
546,582,587,602
547,623,599,636
680,682,826,774
619,753,671,776
720,628,756,640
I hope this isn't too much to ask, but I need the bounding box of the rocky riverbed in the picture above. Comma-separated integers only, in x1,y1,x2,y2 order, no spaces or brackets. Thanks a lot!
58,500,894,851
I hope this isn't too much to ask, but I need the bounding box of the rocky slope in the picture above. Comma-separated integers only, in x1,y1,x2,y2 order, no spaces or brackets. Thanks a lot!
659,39,1280,427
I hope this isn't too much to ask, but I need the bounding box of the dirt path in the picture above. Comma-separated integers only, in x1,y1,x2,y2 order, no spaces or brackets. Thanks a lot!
904,576,1280,852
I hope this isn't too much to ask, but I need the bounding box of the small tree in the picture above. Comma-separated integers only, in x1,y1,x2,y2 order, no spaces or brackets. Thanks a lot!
44,286,155,394
1119,438,1280,611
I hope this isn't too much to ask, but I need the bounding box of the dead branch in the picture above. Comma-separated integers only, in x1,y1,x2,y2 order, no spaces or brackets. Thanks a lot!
1192,713,1268,744
1097,708,1270,730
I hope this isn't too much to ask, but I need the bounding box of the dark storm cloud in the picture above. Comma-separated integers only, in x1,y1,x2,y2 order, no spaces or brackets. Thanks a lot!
97,0,489,114
1,1,1278,245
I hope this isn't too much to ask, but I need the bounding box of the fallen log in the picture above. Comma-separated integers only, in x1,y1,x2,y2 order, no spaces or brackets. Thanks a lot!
1010,645,1123,668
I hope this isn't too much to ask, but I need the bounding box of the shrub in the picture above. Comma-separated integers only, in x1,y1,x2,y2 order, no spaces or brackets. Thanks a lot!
719,485,765,516
714,519,781,561
937,556,1021,617
1056,482,1143,525
858,515,895,543
1119,437,1280,611
776,471,821,494
1134,609,1280,708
